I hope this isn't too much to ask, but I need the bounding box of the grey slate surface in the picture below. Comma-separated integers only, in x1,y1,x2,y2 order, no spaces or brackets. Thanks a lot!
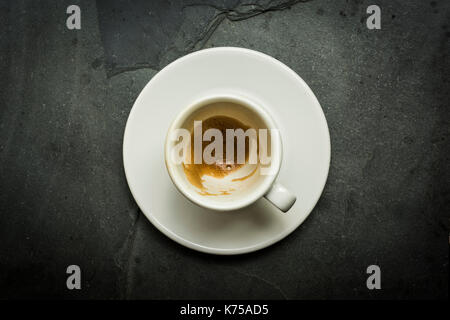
0,0,448,299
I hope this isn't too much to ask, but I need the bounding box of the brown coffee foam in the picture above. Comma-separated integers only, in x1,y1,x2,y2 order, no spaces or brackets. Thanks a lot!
182,115,253,194
180,101,268,195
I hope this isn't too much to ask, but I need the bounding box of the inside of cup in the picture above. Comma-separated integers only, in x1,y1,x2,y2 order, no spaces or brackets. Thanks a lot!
167,97,280,210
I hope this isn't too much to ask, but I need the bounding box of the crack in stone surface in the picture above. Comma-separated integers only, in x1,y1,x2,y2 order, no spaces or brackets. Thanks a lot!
96,0,311,77
186,0,310,21
231,268,288,299
114,211,141,299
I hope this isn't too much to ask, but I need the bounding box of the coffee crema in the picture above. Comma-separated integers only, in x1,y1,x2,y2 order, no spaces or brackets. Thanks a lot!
182,115,258,195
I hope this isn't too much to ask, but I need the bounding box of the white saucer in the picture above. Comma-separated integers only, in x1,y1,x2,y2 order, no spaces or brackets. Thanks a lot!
123,47,330,255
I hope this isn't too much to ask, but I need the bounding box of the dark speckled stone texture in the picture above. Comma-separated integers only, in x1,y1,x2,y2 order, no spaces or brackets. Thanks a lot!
0,0,448,299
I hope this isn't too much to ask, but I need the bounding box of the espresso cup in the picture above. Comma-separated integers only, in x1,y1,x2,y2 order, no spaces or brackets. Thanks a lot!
164,94,296,212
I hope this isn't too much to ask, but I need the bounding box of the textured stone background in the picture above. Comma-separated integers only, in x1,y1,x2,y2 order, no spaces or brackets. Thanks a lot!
0,0,448,299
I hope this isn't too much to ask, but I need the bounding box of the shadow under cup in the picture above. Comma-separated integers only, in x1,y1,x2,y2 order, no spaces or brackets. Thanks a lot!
165,96,282,211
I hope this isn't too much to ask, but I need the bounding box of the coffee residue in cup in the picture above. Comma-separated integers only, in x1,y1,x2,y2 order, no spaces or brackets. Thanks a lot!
182,115,257,195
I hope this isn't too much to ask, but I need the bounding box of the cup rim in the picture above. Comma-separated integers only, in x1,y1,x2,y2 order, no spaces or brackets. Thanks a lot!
164,93,282,211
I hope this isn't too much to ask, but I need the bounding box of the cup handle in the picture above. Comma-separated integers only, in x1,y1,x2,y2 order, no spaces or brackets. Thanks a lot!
264,182,296,212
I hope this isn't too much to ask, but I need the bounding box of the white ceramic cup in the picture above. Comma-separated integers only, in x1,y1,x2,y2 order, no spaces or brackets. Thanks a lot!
164,94,296,212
